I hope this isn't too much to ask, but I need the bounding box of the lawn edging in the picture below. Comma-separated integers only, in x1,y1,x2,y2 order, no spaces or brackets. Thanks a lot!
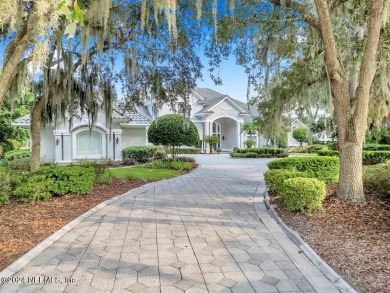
257,183,357,293
0,182,154,279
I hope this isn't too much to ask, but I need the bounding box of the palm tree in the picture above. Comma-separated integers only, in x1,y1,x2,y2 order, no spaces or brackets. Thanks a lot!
241,122,257,140
205,135,220,154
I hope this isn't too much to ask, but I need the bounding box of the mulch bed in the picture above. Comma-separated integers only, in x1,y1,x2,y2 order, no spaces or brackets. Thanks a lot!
269,185,390,293
0,179,150,271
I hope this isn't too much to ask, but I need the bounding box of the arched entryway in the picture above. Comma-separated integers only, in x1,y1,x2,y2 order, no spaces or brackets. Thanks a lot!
213,117,238,151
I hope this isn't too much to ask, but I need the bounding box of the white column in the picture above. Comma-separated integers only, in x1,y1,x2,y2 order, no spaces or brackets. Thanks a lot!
145,126,149,145
54,130,71,164
236,122,241,149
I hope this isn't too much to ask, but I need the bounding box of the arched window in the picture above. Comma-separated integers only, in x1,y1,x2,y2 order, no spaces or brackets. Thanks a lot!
76,131,102,156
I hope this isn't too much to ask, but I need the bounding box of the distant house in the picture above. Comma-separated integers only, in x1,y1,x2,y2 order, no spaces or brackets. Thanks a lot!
13,88,307,163
287,119,309,147
312,130,332,143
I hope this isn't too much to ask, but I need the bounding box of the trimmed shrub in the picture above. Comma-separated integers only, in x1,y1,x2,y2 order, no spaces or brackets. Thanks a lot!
148,114,199,159
167,156,195,163
121,146,162,164
363,144,390,151
363,163,390,198
13,165,95,202
177,148,201,154
0,171,11,205
267,156,339,183
264,169,308,194
235,147,285,155
281,177,326,213
317,150,338,157
308,144,327,153
7,157,31,171
318,150,390,165
4,149,31,161
146,161,193,171
362,151,390,165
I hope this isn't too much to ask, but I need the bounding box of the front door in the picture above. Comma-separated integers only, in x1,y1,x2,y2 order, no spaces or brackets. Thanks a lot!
212,121,221,150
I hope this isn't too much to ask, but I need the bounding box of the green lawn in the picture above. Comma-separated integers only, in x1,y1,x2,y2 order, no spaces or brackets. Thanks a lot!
109,167,182,181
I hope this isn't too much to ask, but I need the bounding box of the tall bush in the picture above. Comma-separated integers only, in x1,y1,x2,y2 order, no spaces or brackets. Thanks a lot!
148,114,198,160
267,156,339,183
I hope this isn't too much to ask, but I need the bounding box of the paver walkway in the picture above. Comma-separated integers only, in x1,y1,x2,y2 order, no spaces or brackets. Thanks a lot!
0,155,341,293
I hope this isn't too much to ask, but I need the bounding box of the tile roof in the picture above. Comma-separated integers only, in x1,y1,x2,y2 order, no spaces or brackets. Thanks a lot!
193,88,258,118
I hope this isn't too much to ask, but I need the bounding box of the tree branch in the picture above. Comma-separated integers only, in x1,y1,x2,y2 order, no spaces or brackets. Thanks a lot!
269,0,321,30
353,0,384,134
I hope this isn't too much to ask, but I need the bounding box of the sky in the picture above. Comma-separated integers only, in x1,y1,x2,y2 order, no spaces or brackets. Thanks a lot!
197,52,250,103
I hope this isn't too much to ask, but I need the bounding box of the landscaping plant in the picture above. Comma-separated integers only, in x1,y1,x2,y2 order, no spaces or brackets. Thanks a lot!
281,177,326,214
148,114,199,160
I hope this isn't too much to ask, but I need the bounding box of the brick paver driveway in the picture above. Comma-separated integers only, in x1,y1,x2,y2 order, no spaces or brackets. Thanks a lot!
0,155,341,293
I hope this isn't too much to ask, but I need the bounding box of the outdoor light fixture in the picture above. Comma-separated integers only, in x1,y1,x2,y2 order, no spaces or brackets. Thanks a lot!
116,137,119,144
222,136,225,141
56,138,59,146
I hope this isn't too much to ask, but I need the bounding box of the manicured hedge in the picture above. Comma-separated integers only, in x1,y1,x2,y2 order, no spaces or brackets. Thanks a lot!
317,150,338,157
4,149,31,161
146,161,193,171
308,144,327,153
235,147,285,155
318,150,390,165
281,177,326,214
121,146,165,164
363,144,390,151
362,151,390,165
267,156,339,183
177,148,201,154
264,169,308,194
13,165,96,202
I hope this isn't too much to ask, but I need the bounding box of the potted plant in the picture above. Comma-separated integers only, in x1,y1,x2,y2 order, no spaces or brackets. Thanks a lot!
244,139,254,149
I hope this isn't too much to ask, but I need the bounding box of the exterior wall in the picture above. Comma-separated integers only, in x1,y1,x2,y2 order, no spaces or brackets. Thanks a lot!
121,127,148,148
214,117,237,151
205,99,245,122
40,126,55,163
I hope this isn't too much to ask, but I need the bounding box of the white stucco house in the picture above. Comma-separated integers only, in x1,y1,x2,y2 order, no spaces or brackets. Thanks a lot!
13,88,304,163
287,118,309,147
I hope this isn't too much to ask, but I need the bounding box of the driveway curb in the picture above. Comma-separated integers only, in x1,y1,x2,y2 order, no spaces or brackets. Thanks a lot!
0,182,153,279
255,184,357,293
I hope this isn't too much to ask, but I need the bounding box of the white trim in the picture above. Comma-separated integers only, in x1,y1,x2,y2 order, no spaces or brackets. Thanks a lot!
212,115,242,123
70,122,109,132
207,96,246,113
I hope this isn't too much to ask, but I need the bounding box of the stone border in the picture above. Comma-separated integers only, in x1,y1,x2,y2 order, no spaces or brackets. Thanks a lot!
254,182,357,293
0,182,153,279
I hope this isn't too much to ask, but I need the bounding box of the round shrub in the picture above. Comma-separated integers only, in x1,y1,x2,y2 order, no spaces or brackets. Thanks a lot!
121,146,162,164
264,169,309,194
242,152,258,158
281,177,326,214
148,114,199,159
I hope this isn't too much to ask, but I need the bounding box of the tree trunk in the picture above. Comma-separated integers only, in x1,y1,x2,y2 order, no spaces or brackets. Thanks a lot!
30,97,46,171
337,139,364,202
313,0,383,202
171,146,175,161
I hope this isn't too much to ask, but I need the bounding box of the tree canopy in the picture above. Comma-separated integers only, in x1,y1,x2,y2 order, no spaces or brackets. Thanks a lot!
148,114,199,159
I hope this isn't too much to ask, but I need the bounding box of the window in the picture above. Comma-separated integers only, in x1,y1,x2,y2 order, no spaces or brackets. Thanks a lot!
76,131,102,156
